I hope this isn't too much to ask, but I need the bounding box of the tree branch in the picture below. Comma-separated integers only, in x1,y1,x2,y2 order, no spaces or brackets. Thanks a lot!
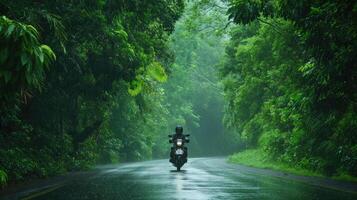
257,18,284,35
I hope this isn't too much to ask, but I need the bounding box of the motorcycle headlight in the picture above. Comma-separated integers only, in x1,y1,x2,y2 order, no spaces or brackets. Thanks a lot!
176,139,182,146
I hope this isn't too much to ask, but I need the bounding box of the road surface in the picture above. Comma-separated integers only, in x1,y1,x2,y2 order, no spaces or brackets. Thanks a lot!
1,157,357,200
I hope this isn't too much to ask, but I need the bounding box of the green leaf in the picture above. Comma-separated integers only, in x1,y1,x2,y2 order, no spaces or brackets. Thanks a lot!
21,53,30,66
41,45,56,60
128,80,143,96
147,62,167,82
114,30,128,40
5,24,15,37
0,169,7,186
298,61,315,77
39,50,44,64
26,25,39,38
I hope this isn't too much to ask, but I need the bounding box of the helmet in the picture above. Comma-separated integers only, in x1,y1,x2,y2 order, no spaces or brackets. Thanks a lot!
175,125,183,134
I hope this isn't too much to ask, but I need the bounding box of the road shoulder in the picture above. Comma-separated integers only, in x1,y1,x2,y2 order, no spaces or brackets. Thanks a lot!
225,157,357,194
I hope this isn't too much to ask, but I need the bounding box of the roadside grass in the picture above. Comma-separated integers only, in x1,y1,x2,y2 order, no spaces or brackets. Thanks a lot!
228,149,357,183
332,173,357,183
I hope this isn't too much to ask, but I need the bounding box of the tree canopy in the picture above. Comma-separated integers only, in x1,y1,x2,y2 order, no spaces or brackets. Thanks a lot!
0,0,184,185
221,0,357,176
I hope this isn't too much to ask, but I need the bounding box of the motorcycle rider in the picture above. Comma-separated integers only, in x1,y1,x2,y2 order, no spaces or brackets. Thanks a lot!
170,125,188,163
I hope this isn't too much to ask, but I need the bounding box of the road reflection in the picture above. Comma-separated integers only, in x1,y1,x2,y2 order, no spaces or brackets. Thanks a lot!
7,158,357,200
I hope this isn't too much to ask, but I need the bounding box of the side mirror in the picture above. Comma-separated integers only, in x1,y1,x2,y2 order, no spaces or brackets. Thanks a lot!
185,134,190,137
168,135,172,137
169,139,173,143
186,139,190,143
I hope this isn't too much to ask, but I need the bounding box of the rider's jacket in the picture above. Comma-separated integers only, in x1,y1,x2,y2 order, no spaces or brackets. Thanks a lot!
172,133,185,141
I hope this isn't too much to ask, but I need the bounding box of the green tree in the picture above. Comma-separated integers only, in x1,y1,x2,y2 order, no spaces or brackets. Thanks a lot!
222,0,357,176
0,0,184,185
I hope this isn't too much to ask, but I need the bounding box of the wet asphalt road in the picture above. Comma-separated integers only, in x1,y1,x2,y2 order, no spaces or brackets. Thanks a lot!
2,157,357,200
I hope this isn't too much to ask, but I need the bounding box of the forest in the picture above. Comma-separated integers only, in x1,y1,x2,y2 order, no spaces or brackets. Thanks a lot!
0,0,356,188
222,0,357,178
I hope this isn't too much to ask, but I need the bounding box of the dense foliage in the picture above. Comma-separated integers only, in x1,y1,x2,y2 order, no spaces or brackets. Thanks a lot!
222,0,357,176
1,0,355,188
0,0,184,185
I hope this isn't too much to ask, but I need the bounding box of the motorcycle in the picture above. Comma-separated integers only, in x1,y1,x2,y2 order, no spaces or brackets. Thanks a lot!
168,134,190,171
